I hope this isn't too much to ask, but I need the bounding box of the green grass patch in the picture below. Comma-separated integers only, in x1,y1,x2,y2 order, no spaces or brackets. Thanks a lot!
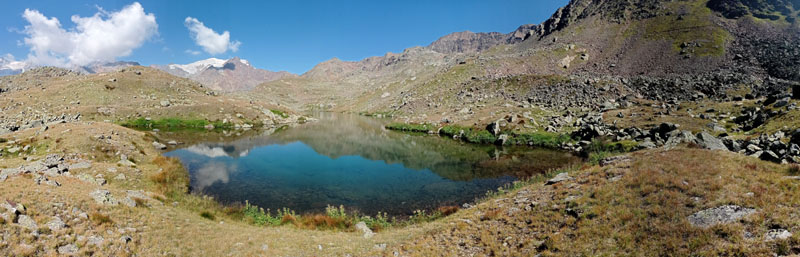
270,109,289,119
439,125,496,144
507,132,573,148
386,123,435,133
438,125,573,147
121,118,231,130
585,138,639,165
641,0,731,57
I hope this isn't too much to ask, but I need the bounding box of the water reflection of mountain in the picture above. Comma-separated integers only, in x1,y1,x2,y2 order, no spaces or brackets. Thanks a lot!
166,113,579,181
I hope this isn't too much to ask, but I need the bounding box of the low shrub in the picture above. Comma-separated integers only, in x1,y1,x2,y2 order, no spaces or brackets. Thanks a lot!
200,211,215,220
789,164,800,175
90,212,113,225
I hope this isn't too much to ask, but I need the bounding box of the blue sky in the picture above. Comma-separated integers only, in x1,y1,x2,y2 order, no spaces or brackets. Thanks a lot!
1,0,568,74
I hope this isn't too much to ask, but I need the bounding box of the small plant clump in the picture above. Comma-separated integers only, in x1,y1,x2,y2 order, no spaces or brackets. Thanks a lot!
789,164,800,175
200,211,215,220
270,109,290,119
90,212,113,225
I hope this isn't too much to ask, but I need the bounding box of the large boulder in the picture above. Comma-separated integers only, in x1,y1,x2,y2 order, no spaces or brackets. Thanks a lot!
355,221,375,239
792,129,800,145
759,151,781,163
664,130,697,149
546,173,573,185
695,132,728,151
90,190,118,206
17,215,38,231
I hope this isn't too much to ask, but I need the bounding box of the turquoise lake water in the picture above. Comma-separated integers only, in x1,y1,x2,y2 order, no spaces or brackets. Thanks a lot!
163,113,579,216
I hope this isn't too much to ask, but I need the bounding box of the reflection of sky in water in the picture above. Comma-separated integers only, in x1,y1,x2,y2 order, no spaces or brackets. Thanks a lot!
167,142,516,216
163,114,579,216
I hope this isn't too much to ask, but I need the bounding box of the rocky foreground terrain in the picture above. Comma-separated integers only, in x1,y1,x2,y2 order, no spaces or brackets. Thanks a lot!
1,0,800,256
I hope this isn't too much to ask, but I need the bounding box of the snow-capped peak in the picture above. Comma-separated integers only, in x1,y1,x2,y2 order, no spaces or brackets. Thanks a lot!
168,58,227,75
0,55,28,71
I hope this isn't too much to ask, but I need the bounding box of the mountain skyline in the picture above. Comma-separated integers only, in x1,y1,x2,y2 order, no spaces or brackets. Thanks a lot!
0,0,567,74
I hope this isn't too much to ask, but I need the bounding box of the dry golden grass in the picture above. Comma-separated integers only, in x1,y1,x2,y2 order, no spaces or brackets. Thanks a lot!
150,156,190,195
789,163,800,175
436,205,460,217
89,211,113,225
389,148,800,256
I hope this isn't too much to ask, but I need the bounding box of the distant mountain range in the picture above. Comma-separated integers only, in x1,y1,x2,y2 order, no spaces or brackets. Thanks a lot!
0,59,140,77
151,57,296,92
1,56,296,92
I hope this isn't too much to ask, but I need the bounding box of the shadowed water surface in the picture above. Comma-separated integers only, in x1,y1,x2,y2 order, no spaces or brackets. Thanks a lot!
164,113,580,216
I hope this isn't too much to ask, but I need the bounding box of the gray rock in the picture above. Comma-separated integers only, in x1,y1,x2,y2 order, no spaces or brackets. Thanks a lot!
695,132,728,151
639,140,657,149
355,221,375,239
664,130,697,149
17,215,37,230
152,141,167,150
759,151,781,162
160,100,171,107
746,144,762,153
46,217,66,231
69,162,92,170
0,168,20,177
774,98,790,108
57,244,79,254
765,229,792,241
43,154,63,168
546,173,573,185
120,197,137,207
87,235,105,246
89,190,118,206
687,205,755,228
118,159,136,167
496,134,508,145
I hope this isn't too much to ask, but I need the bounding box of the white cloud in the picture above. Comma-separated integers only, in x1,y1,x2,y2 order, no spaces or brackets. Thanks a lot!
184,17,240,55
20,2,158,67
185,49,201,56
0,54,28,70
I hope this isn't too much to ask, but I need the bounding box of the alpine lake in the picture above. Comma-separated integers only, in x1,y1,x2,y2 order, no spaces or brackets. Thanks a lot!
154,113,581,217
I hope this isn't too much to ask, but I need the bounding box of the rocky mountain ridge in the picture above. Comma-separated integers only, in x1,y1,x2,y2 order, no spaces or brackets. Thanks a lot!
152,57,296,92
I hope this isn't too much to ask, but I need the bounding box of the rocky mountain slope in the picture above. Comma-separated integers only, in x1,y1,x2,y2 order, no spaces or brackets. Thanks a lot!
152,57,296,92
247,0,798,128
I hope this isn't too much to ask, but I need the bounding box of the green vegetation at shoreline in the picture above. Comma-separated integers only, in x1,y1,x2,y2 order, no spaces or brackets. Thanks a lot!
385,123,436,133
270,109,290,119
120,117,234,130
387,123,573,148
238,202,450,231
